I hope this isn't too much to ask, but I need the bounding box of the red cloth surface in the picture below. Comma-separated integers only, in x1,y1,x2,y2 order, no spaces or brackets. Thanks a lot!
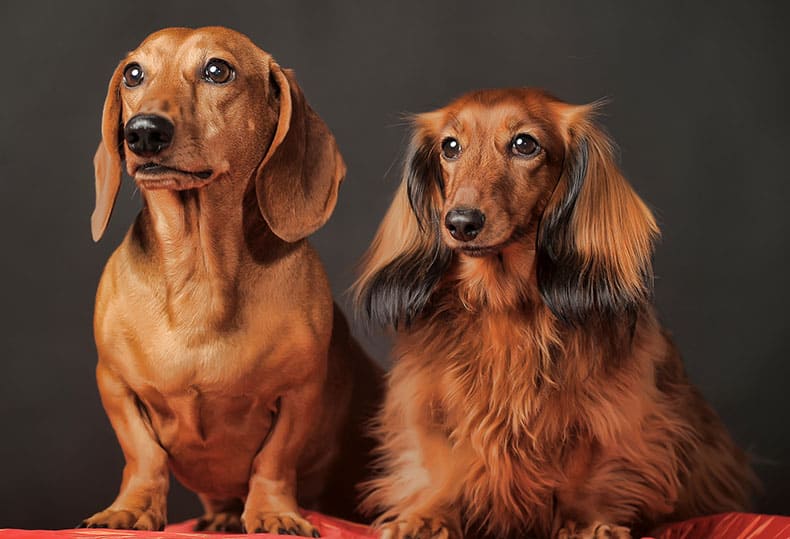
654,512,790,538
1,512,789,539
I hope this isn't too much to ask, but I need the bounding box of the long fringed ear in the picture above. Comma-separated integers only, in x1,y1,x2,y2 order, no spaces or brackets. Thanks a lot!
536,106,659,324
91,61,125,242
353,124,451,330
255,63,346,242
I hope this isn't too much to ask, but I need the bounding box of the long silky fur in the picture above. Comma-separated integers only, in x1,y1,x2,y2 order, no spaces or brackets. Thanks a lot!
355,133,451,329
537,126,656,326
358,233,450,329
355,93,756,539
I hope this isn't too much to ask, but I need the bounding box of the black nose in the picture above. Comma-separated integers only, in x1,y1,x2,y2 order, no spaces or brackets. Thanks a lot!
444,208,486,242
124,114,174,156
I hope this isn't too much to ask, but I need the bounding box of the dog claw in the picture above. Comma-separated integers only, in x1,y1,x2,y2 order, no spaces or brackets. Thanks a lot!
80,507,165,531
244,512,317,537
378,515,459,539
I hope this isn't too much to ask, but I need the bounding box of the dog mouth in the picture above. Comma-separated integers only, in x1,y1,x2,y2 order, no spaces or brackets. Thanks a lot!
457,243,510,257
134,163,214,189
452,229,525,257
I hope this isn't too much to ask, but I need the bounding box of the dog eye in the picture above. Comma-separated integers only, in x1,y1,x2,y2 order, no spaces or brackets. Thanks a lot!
511,133,539,157
441,137,462,160
204,58,235,84
122,63,144,88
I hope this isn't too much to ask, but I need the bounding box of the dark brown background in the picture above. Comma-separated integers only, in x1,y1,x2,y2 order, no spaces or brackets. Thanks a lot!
0,0,788,528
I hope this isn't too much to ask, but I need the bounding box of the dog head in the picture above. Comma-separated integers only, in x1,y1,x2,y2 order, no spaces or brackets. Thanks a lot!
356,88,658,328
92,26,345,243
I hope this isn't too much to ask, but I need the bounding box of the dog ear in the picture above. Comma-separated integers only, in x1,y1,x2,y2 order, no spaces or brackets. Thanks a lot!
536,106,659,324
255,63,346,243
354,122,451,330
91,61,125,242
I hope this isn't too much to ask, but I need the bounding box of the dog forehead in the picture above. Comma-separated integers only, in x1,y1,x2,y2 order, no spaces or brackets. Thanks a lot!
457,101,526,129
131,26,266,68
437,89,558,132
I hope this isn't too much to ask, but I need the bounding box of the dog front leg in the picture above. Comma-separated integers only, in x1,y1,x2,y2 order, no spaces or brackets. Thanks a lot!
80,363,169,530
373,428,464,539
370,383,464,539
242,380,323,537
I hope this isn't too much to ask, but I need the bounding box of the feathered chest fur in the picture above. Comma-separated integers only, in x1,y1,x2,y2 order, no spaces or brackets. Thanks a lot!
390,256,657,534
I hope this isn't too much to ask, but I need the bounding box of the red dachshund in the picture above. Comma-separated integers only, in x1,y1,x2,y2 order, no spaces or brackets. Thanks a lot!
355,88,755,539
81,27,381,535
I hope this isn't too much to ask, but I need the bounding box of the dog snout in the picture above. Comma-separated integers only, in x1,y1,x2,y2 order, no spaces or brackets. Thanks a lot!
445,208,486,242
124,114,174,157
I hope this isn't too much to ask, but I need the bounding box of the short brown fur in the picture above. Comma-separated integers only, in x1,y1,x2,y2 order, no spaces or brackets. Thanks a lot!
82,27,382,536
355,88,754,539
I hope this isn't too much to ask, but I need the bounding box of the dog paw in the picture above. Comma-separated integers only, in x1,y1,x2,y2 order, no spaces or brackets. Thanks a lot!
195,510,243,532
242,511,319,537
78,507,165,531
378,515,459,539
557,521,631,539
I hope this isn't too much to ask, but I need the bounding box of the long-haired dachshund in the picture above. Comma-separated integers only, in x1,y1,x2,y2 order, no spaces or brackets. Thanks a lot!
80,27,382,536
354,88,755,539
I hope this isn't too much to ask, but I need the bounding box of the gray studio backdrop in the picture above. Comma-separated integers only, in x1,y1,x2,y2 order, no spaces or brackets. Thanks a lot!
0,0,787,529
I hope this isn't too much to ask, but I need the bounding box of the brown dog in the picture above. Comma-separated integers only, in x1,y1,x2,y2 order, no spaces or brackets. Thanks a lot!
355,89,756,539
80,27,381,536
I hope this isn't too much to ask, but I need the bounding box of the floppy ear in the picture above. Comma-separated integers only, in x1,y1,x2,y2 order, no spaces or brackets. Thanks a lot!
536,106,659,324
353,123,451,330
91,61,125,242
255,63,346,242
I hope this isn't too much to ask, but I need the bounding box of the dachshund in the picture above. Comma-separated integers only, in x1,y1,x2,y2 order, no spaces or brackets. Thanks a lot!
354,88,755,539
80,27,382,536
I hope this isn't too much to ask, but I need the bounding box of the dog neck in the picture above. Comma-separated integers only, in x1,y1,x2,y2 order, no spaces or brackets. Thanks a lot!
454,239,541,313
132,178,270,332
